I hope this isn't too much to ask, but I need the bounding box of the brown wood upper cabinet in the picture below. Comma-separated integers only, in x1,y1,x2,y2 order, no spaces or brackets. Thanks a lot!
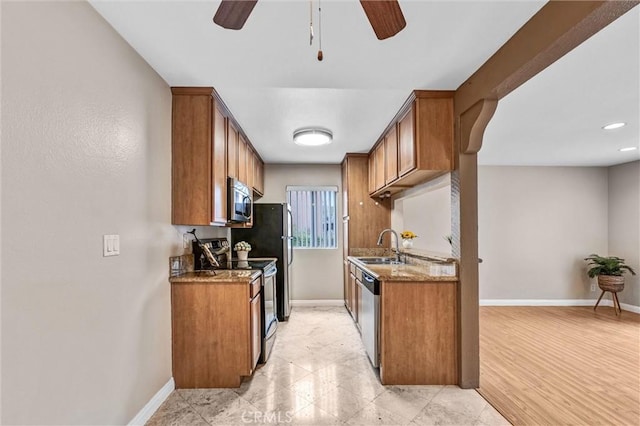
171,87,227,225
238,134,248,185
172,87,265,226
384,126,398,185
369,91,454,197
227,120,239,180
374,143,385,192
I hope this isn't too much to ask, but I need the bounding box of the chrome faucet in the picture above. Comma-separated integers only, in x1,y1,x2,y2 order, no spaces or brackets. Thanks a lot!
377,229,401,262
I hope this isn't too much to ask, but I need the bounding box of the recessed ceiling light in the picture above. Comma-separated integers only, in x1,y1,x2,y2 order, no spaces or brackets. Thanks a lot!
618,147,638,152
602,122,626,130
293,128,333,146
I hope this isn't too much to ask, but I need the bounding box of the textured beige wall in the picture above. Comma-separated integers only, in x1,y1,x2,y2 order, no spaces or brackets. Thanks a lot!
1,2,178,424
478,166,609,300
261,164,343,300
608,161,640,306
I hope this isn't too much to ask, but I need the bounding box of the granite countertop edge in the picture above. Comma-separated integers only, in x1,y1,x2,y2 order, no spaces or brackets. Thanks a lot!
170,270,262,283
347,256,458,282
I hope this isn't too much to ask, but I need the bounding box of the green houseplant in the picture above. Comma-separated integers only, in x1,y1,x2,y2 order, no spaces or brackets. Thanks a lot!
584,254,636,292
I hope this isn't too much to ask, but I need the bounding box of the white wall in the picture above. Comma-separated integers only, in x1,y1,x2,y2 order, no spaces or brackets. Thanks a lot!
261,164,343,300
1,2,177,424
391,174,452,254
608,161,640,306
478,166,609,300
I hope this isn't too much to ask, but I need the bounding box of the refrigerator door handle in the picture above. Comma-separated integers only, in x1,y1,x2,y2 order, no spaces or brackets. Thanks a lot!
287,210,294,266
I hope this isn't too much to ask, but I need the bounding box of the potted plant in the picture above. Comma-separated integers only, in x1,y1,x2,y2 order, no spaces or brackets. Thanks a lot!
400,231,417,249
584,254,636,292
234,241,252,261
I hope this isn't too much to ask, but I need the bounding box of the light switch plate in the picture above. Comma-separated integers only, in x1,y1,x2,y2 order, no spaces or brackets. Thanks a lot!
103,234,120,257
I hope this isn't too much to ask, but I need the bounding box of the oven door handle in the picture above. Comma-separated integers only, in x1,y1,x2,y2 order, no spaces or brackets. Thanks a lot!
264,269,277,279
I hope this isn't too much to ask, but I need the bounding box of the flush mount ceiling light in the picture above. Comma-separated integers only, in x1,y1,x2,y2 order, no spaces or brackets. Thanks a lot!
619,147,638,152
602,122,626,130
293,128,333,146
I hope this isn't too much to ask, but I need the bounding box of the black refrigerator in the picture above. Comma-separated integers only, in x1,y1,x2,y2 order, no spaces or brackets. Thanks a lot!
232,203,292,321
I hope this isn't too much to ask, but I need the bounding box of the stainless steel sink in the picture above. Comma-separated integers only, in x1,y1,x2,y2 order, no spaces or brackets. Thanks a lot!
354,257,404,265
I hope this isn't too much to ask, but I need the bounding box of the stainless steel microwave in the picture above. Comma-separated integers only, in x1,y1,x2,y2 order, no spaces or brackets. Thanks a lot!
228,178,252,223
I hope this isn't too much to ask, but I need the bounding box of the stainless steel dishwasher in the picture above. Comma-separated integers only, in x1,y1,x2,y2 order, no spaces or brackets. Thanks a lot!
360,270,380,367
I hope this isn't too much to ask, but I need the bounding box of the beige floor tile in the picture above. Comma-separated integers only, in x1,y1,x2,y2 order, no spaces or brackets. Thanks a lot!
287,403,343,425
177,388,243,419
234,373,281,404
204,397,258,425
147,307,508,426
250,387,313,416
145,392,207,426
474,404,512,426
372,386,443,421
310,386,372,420
337,369,387,402
288,374,340,402
345,401,413,425
412,386,489,426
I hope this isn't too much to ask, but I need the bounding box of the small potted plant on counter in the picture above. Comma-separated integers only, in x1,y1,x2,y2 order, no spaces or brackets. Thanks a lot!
400,231,418,249
234,241,252,261
585,254,636,314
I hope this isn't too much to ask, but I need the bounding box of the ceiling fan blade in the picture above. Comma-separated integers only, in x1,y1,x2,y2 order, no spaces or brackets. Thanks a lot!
359,0,406,40
213,0,258,30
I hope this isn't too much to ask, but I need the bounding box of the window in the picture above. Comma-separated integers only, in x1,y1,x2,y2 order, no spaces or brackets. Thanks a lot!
286,186,338,249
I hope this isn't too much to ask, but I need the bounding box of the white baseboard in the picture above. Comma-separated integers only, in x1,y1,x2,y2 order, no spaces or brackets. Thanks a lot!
128,377,175,426
291,299,344,307
480,299,640,313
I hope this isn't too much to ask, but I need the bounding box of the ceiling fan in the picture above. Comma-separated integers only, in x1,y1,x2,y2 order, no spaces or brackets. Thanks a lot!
212,0,407,40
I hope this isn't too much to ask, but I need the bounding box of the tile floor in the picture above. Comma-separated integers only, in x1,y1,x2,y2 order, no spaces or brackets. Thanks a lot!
147,306,509,425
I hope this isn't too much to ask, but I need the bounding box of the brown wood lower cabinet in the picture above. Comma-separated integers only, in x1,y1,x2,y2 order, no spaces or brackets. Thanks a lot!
380,281,457,385
171,277,262,388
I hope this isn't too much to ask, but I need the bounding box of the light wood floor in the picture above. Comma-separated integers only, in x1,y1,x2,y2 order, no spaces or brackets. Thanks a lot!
478,306,640,426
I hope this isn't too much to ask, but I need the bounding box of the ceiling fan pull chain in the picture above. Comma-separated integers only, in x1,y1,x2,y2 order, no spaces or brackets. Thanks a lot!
317,0,323,61
309,0,314,46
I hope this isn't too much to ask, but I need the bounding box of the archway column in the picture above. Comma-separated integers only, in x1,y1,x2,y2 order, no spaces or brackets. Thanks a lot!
451,0,638,388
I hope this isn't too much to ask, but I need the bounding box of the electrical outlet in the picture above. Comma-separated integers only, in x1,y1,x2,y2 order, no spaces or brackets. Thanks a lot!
590,283,596,292
183,234,190,249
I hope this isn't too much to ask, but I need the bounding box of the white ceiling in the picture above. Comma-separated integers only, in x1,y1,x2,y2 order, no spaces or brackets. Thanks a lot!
90,1,639,166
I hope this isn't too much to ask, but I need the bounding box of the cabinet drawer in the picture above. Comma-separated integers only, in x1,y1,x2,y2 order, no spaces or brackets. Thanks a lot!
349,262,356,275
250,277,261,299
356,267,363,283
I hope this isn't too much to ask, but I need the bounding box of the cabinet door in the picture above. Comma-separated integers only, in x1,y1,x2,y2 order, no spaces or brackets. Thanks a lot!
250,292,261,371
171,93,212,225
374,143,385,191
344,260,350,309
212,103,227,224
256,159,264,195
384,126,398,185
227,121,239,179
349,273,358,322
247,147,255,191
368,151,376,194
398,107,416,177
253,153,261,195
342,160,348,218
238,135,248,184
